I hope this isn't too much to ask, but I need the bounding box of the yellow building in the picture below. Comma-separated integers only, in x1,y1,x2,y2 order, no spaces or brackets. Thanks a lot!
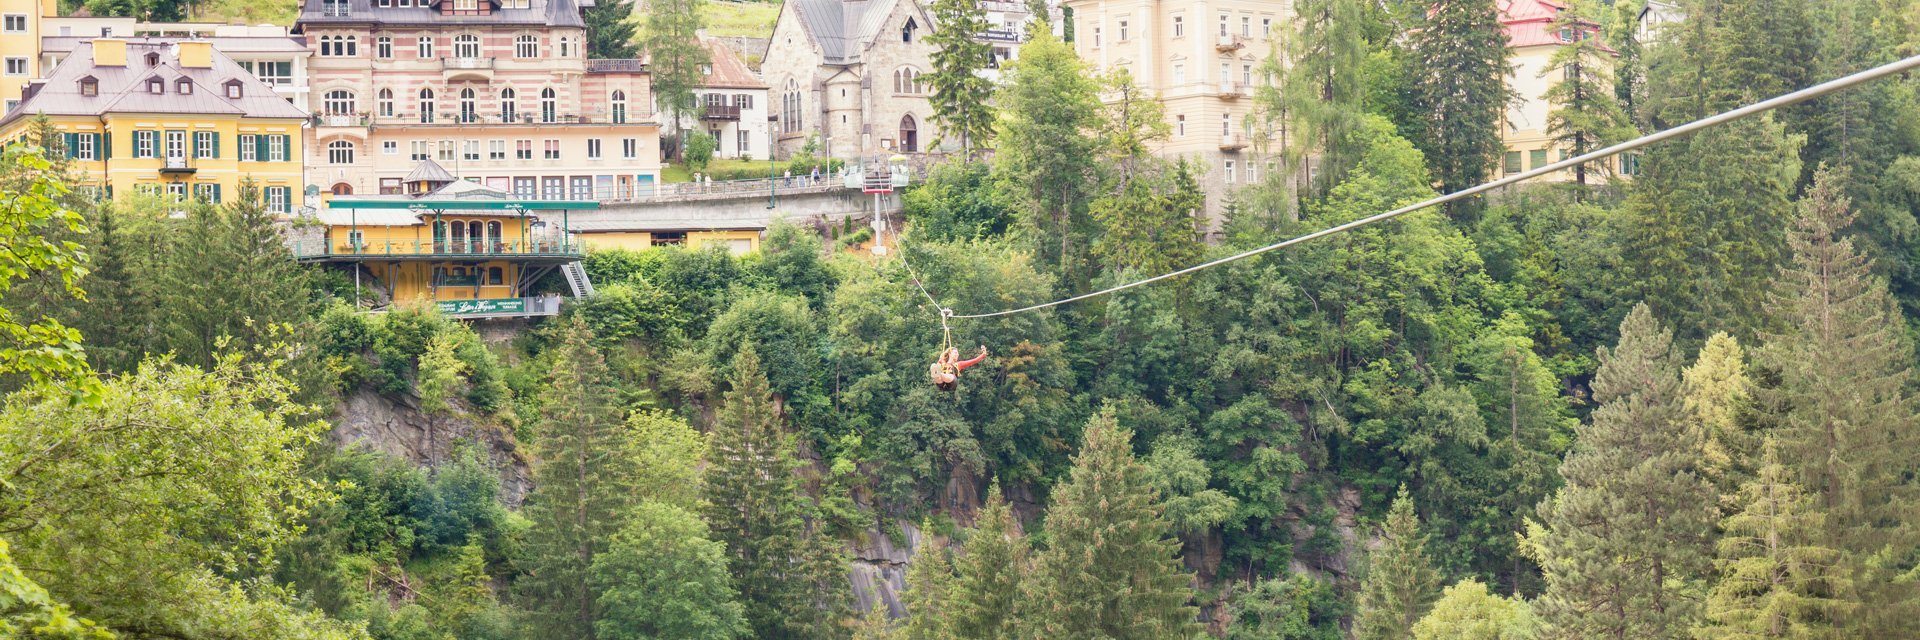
0,0,56,115
1497,0,1632,183
294,163,595,318
0,39,309,210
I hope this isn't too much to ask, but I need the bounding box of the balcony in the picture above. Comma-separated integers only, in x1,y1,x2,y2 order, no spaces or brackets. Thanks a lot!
1218,81,1244,99
160,157,195,173
979,0,1025,13
442,57,494,80
1219,134,1247,151
703,104,741,121
978,29,1021,43
1215,34,1245,52
316,114,364,127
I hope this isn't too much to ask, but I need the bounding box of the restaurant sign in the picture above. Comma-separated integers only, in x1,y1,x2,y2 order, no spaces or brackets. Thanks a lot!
437,298,526,316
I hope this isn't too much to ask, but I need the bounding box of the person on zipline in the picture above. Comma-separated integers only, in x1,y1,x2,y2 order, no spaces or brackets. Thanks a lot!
930,346,988,391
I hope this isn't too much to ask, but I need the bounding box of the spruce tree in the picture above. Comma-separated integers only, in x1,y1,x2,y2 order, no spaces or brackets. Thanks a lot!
1540,1,1633,187
1697,439,1853,639
899,532,954,640
1526,304,1716,640
923,0,996,159
1407,0,1510,220
947,484,1027,639
1019,411,1200,640
1758,168,1920,635
516,317,629,639
1707,0,1814,112
701,346,849,639
582,0,637,59
1682,332,1756,512
1354,486,1442,640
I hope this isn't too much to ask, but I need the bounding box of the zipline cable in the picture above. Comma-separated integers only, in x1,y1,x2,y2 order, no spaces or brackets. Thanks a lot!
895,241,956,350
939,52,1920,320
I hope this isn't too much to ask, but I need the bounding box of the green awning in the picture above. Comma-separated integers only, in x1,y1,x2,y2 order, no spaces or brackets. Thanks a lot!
328,198,601,211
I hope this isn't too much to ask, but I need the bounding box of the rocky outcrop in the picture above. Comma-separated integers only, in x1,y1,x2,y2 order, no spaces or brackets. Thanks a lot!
847,521,925,619
331,387,534,506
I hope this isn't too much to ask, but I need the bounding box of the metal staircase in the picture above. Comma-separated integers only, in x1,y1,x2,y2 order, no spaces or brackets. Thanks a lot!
560,261,595,298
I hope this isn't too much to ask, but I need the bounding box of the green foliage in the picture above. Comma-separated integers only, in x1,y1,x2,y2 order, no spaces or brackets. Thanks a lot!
1682,332,1757,512
701,347,849,639
516,317,630,638
1406,0,1511,219
902,161,1016,242
417,333,468,417
685,131,718,172
1224,575,1348,640
1090,159,1205,274
621,409,708,510
1354,487,1442,640
640,0,710,134
750,222,838,305
1526,305,1716,639
1266,0,1371,194
0,145,92,388
1142,432,1238,535
994,29,1103,274
898,533,954,640
1410,579,1538,640
0,538,111,639
591,502,747,640
1697,439,1852,639
923,0,997,157
1018,411,1199,640
944,484,1026,639
1541,1,1634,186
583,0,638,58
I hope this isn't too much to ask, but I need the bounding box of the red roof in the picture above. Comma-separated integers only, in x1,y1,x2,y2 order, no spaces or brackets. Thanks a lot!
1498,0,1611,51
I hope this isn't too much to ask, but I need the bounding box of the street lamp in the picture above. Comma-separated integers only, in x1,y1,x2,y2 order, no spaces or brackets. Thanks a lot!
767,113,778,209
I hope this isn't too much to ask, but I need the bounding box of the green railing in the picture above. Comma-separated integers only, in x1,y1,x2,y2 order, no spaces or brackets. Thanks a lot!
294,237,582,259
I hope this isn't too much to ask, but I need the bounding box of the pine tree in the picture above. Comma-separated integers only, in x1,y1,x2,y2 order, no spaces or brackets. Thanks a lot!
1526,304,1716,640
923,0,996,159
1407,0,1510,220
1354,486,1443,640
1019,411,1200,640
1609,0,1648,128
1707,0,1814,113
1758,168,1920,635
161,181,315,369
582,0,637,59
516,317,629,639
639,0,710,143
1540,2,1633,187
1266,0,1369,195
1465,321,1575,594
899,532,954,640
701,346,849,639
1697,439,1853,639
947,484,1027,639
1682,332,1756,512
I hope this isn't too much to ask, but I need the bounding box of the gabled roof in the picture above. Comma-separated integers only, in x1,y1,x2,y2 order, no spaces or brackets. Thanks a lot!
293,0,585,30
0,40,308,128
699,36,766,89
784,0,926,65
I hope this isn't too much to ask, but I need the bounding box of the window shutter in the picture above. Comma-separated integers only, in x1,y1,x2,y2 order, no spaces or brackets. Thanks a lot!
279,135,291,160
212,133,220,159
212,183,222,203
256,135,268,161
100,133,110,159
62,133,77,159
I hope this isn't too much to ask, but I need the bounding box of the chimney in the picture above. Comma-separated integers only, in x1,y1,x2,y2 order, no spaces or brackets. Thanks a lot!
177,41,213,68
93,38,127,66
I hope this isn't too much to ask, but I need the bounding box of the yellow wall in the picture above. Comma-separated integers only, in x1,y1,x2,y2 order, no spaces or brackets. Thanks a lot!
0,0,53,112
579,231,654,251
690,230,760,255
322,213,555,301
579,230,762,254
2,113,307,209
361,260,527,302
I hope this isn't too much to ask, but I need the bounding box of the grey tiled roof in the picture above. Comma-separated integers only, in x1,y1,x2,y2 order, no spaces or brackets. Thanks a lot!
403,159,457,183
0,40,309,129
787,0,918,64
294,0,586,30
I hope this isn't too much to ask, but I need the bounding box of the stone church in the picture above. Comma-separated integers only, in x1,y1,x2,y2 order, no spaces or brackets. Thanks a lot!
762,0,956,161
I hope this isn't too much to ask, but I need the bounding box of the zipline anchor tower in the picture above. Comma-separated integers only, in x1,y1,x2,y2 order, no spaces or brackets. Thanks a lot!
864,154,910,256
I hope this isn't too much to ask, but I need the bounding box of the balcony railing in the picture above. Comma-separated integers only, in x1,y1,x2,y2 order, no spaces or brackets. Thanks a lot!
1219,134,1247,151
979,0,1025,13
316,114,365,127
161,157,195,172
294,237,582,260
1218,81,1243,98
1215,34,1245,51
703,104,741,120
442,57,495,70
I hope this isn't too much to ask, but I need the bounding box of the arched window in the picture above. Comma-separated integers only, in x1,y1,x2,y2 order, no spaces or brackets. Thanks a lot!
515,35,539,58
893,68,922,94
558,37,575,58
459,87,477,123
332,182,354,195
898,114,918,153
486,221,501,251
323,89,355,115
540,87,557,123
781,78,801,133
610,90,626,124
328,140,355,164
377,88,394,117
418,88,436,123
454,34,480,59
500,87,518,121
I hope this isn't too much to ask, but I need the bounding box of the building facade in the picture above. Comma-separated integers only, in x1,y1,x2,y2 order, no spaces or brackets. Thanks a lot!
293,0,663,200
1497,0,1622,183
41,24,315,106
677,36,770,161
0,39,309,210
0,0,56,115
1063,0,1288,216
762,0,956,160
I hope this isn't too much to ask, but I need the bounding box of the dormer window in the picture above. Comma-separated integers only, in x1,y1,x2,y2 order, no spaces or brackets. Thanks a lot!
224,79,242,98
79,76,97,96
902,18,916,42
148,78,163,94
144,51,160,66
176,78,191,94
